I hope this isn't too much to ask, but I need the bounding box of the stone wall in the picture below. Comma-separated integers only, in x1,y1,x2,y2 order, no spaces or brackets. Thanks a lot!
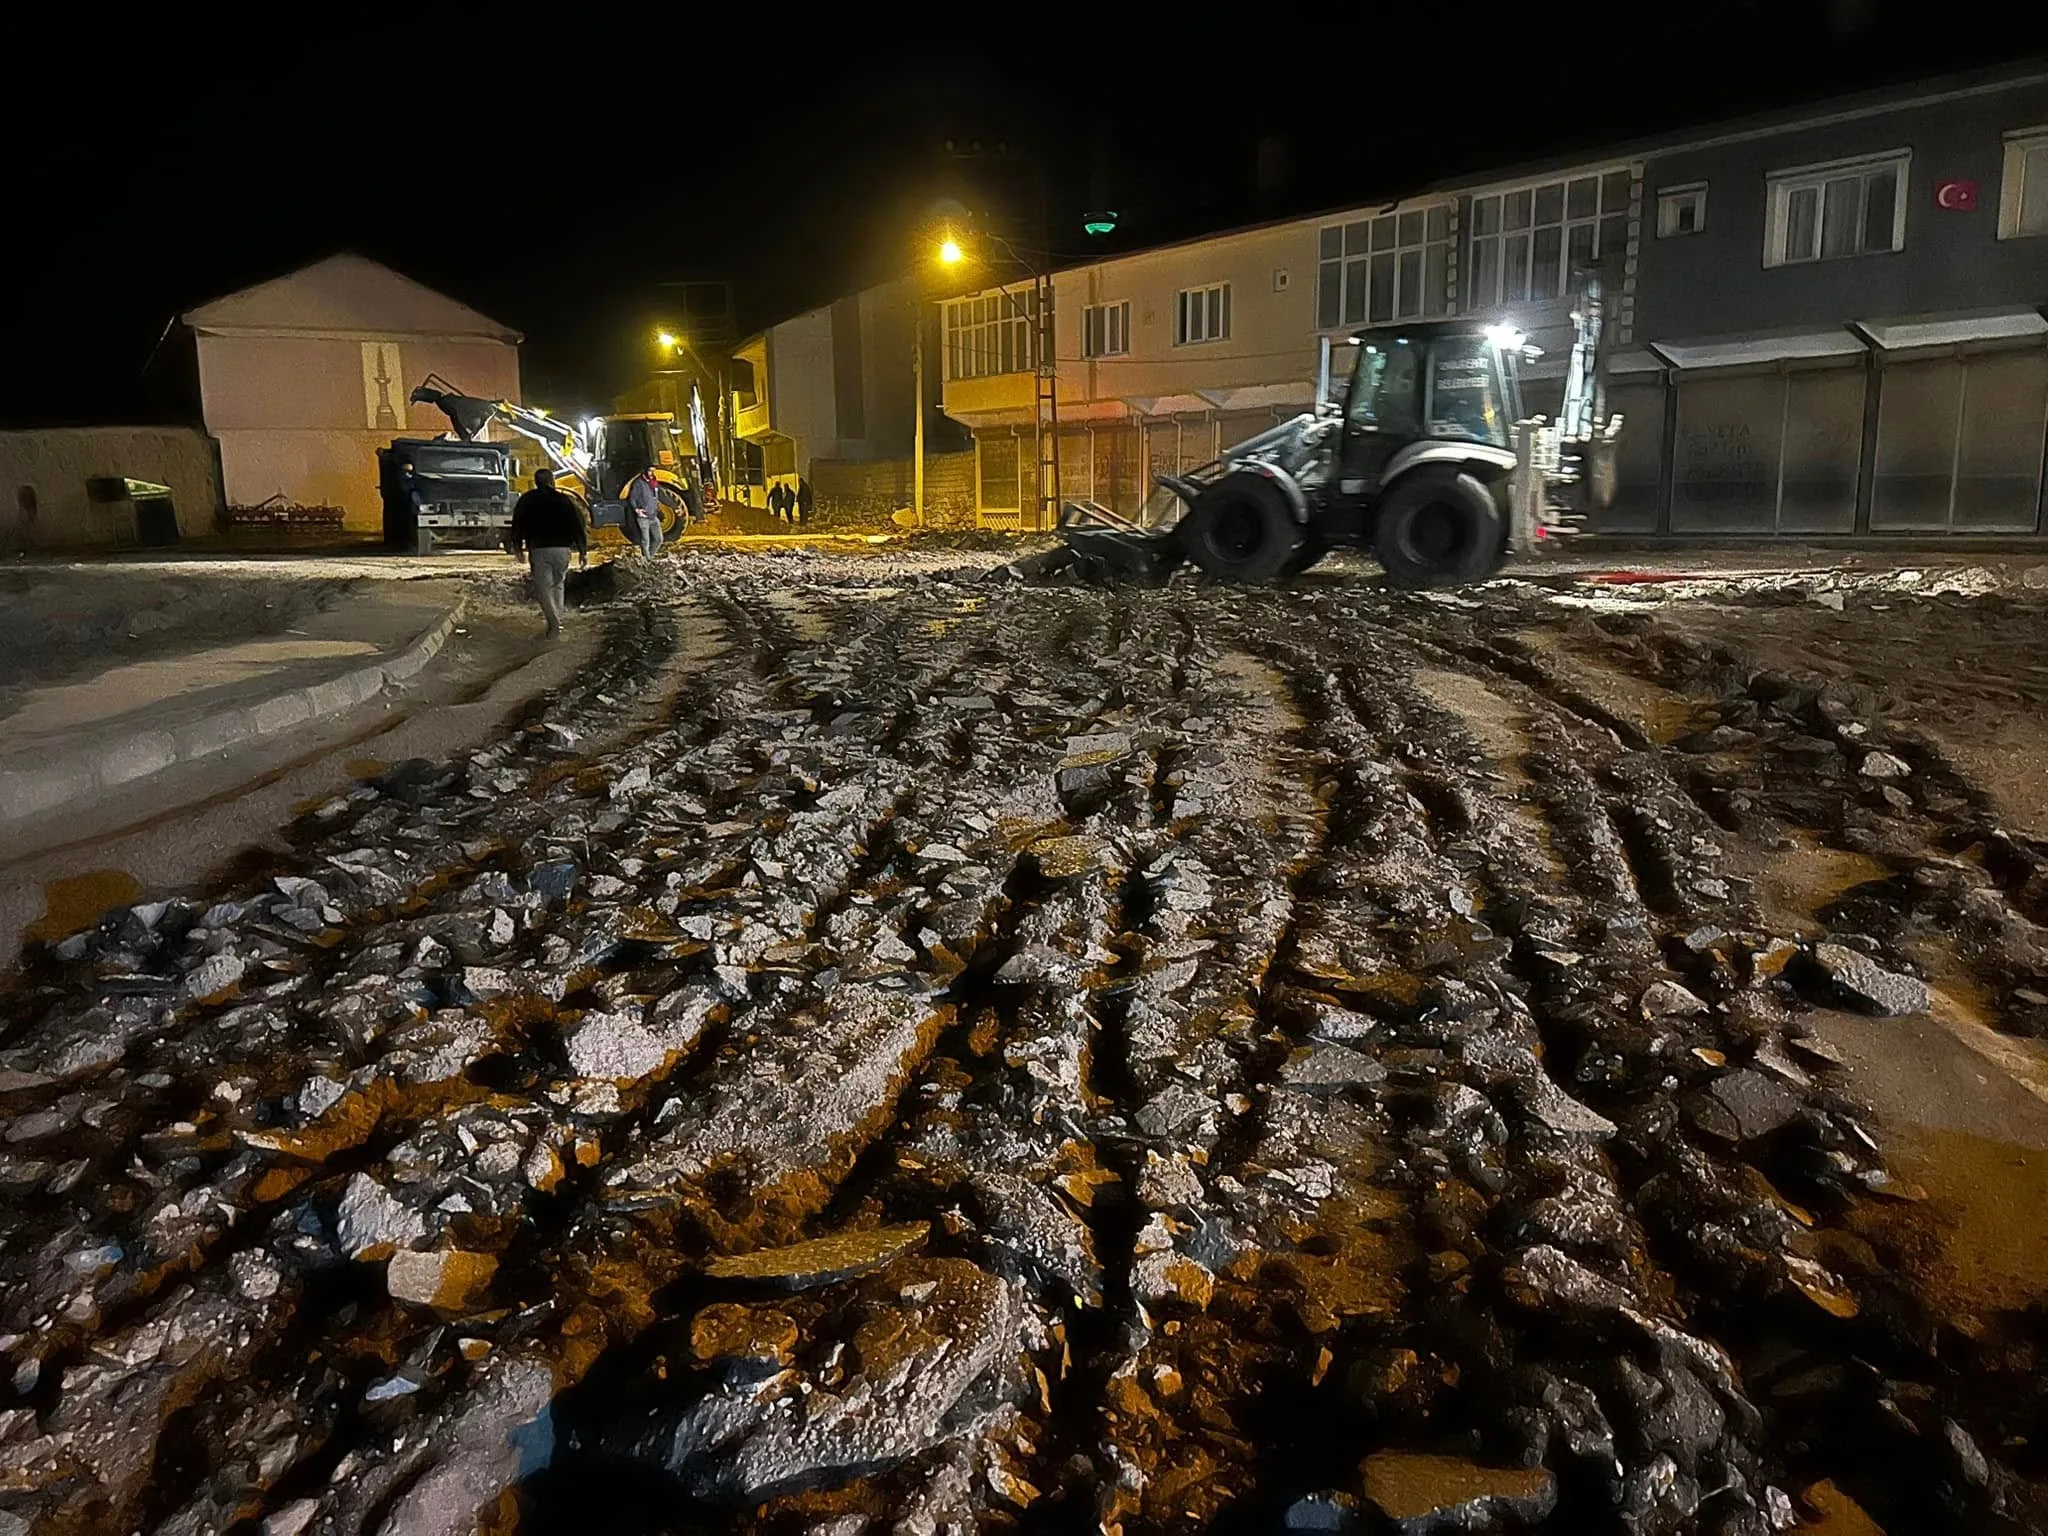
0,427,223,551
807,450,977,531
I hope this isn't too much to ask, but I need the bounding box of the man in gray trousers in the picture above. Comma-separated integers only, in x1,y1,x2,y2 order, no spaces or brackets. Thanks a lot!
626,466,665,558
507,468,588,640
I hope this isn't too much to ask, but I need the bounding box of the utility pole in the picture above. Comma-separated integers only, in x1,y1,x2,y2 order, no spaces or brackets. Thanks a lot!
912,301,926,527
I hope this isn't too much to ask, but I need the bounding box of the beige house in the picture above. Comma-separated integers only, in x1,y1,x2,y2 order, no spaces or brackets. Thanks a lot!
183,255,522,532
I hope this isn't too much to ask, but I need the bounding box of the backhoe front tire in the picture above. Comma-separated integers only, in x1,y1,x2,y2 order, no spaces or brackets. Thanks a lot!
1179,472,1305,584
1277,536,1326,578
1372,468,1505,589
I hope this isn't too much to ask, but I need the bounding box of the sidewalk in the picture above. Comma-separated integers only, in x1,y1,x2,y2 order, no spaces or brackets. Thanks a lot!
0,581,465,827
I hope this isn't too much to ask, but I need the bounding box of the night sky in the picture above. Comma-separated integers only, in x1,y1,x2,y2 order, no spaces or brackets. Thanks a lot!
8,4,2037,428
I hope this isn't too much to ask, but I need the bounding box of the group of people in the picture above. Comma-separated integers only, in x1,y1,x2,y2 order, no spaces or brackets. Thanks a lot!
505,465,669,640
768,478,813,525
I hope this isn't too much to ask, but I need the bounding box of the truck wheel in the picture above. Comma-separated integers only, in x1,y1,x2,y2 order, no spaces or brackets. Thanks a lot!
1179,471,1304,583
1372,468,1504,588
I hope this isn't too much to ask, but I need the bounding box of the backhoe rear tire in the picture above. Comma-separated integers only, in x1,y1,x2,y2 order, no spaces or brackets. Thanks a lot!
1179,472,1305,584
1372,468,1505,589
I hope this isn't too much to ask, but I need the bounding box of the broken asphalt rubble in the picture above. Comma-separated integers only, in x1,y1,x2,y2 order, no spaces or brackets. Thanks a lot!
0,555,2040,1533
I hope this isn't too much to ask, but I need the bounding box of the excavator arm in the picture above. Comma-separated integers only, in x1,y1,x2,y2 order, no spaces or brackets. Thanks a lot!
409,374,593,482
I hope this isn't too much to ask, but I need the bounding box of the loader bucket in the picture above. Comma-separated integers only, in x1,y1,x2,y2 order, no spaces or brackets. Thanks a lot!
1045,499,1186,586
1062,525,1185,586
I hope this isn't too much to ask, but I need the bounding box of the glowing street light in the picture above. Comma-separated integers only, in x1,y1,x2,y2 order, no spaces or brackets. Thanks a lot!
655,329,679,351
937,236,963,267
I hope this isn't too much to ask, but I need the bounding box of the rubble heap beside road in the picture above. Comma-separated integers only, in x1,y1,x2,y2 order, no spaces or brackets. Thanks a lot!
0,551,2045,1533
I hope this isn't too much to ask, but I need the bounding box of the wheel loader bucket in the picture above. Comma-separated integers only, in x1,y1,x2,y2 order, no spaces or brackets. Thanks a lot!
1062,525,1185,586
1057,500,1184,586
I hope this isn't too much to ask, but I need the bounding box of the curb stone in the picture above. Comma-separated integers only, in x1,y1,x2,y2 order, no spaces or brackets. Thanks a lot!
0,596,467,826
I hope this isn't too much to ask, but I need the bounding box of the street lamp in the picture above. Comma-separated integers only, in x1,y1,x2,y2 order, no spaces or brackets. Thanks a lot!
656,330,679,351
924,229,1060,529
913,231,982,527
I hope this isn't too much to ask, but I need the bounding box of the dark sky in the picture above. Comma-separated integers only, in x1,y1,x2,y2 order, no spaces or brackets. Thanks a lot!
7,3,2038,427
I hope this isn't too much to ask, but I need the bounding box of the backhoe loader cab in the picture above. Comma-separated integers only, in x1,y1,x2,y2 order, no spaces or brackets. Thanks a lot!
590,416,707,527
1347,327,1521,456
1059,277,1618,588
1172,322,1537,586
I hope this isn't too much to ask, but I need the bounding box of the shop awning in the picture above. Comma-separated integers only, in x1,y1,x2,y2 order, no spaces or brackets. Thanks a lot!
1121,394,1218,417
1854,309,2048,351
1648,329,1867,370
1194,382,1316,412
1604,348,1667,376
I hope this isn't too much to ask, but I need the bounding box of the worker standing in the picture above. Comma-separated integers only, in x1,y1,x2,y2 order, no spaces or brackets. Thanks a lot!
507,468,588,640
627,467,664,558
796,477,814,526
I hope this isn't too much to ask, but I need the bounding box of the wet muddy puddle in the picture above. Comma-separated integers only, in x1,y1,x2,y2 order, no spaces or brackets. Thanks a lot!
1516,627,1712,744
25,867,142,945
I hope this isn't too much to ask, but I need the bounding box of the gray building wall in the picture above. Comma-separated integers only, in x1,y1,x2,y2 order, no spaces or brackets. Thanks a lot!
1636,78,2048,339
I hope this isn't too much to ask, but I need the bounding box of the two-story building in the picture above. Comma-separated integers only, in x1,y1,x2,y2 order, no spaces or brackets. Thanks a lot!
938,68,2048,540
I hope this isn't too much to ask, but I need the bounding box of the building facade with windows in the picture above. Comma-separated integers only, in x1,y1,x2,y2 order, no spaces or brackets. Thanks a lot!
938,69,2048,539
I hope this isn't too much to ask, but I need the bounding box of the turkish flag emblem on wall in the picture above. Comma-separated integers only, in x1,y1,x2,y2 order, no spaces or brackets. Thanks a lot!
1935,180,1979,211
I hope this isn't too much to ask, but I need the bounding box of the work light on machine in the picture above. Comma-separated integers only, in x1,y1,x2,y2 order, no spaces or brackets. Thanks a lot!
1484,324,1527,352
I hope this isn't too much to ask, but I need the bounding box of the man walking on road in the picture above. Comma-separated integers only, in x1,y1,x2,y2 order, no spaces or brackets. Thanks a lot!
507,467,587,640
627,466,665,558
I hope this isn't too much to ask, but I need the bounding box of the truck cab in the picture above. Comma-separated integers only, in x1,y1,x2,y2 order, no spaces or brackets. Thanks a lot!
378,437,514,554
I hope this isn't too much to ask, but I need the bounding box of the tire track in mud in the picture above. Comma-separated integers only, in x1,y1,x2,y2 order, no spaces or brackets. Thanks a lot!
1224,602,1809,1530
0,578,985,1533
1491,601,2048,1532
1328,586,2048,1533
518,588,1181,1528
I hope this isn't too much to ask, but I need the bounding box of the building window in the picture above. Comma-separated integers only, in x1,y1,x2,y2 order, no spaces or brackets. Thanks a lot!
1764,150,1908,266
1082,301,1130,359
1467,169,1630,308
2001,126,2048,239
943,288,1041,381
1656,183,1707,238
1317,206,1453,329
1175,283,1230,345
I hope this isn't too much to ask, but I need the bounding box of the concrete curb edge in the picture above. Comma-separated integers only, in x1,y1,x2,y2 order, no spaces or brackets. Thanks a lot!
0,595,468,827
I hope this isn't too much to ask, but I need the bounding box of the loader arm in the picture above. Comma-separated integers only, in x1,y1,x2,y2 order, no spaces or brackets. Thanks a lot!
409,374,593,482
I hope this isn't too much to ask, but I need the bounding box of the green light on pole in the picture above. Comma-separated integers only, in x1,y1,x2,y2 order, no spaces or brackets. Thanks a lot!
1082,211,1119,237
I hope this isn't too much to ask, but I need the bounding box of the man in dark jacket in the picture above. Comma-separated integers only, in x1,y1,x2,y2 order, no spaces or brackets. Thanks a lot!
507,468,588,639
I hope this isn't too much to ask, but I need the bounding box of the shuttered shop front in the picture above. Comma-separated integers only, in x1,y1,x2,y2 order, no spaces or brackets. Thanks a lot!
1670,362,1863,534
1871,345,2048,533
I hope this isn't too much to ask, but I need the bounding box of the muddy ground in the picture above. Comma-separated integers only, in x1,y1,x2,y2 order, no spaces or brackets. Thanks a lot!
0,549,2045,1534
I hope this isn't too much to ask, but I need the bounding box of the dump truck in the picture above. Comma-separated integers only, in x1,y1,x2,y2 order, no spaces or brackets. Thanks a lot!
1055,278,1621,588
